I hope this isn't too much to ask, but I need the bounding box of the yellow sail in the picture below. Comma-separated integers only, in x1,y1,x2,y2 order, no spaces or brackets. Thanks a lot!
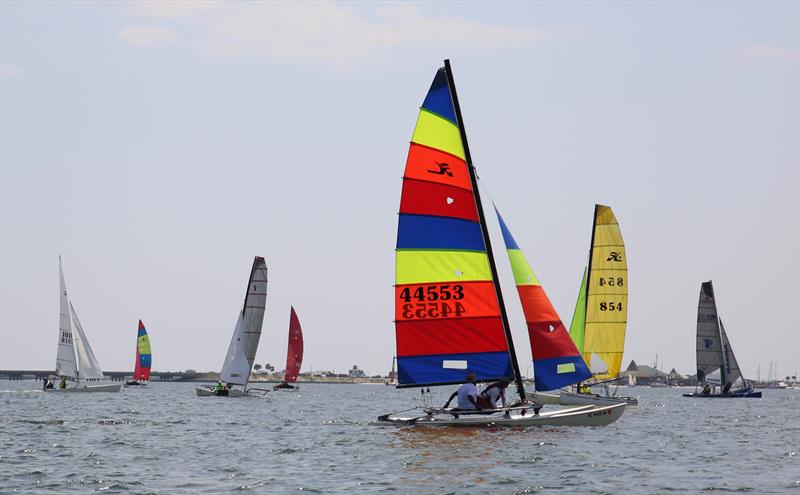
583,205,628,380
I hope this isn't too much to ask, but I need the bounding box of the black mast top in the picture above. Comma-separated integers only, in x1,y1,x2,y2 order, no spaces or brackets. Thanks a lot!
442,59,526,402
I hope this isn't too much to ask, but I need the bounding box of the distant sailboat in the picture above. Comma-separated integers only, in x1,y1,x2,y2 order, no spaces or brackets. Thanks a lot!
377,60,625,427
125,320,151,386
683,281,761,398
196,257,268,397
386,357,398,386
49,257,121,393
274,307,304,391
560,205,637,406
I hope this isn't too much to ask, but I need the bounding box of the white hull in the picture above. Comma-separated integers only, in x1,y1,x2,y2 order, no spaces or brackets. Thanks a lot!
48,383,121,393
558,391,638,407
379,403,625,427
528,391,562,405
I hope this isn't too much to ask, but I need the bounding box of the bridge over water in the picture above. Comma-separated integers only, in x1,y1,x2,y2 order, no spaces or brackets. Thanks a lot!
0,370,217,382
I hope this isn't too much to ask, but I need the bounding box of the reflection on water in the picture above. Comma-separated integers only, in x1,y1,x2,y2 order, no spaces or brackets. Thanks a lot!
0,381,798,493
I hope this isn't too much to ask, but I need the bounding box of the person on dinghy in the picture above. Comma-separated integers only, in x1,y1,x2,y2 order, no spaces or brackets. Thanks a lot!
477,379,510,409
59,377,67,389
442,372,480,410
213,381,225,394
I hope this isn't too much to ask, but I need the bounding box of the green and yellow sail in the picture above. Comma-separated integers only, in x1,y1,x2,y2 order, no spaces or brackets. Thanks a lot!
568,205,628,381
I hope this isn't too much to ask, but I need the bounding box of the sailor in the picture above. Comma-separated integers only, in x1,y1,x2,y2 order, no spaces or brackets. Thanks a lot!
213,380,225,394
42,377,48,391
59,377,67,389
722,382,732,394
578,384,592,395
477,379,510,409
702,384,711,395
442,372,480,410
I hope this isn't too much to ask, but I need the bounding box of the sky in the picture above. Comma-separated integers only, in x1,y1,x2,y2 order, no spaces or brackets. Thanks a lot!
1,1,798,380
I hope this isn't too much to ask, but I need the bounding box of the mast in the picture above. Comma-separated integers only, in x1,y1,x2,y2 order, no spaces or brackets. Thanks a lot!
584,205,599,354
443,59,526,401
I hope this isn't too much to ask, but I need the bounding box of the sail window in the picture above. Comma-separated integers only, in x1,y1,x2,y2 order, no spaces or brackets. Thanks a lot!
557,363,576,374
443,360,468,369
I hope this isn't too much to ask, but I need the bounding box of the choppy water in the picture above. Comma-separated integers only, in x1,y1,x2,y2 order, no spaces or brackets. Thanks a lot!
1,381,798,494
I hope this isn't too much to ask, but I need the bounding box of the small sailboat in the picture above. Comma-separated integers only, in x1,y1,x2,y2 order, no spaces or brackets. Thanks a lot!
273,307,304,391
377,60,625,427
385,357,398,386
550,205,638,406
196,257,269,397
683,281,761,398
49,257,121,393
125,320,151,386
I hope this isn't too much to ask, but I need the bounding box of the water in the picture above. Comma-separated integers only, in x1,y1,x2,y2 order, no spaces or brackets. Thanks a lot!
1,381,798,494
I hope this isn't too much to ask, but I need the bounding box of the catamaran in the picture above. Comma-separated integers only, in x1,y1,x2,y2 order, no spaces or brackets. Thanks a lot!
377,60,625,427
534,205,637,407
196,257,269,397
125,320,151,386
273,307,304,390
49,257,121,393
683,281,761,398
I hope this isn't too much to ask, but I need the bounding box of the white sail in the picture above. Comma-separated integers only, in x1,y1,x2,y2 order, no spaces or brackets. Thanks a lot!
55,258,77,379
696,281,723,385
219,257,268,387
70,302,105,380
719,319,746,390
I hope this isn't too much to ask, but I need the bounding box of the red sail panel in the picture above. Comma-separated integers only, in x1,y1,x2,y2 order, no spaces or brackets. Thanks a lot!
404,143,472,191
394,281,500,321
400,180,479,221
283,307,304,384
133,348,141,379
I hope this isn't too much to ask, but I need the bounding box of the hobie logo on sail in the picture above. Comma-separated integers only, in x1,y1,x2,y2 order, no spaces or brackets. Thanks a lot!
427,161,453,177
606,252,623,262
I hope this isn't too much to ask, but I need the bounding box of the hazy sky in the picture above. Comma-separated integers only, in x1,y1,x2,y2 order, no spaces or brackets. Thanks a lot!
1,1,798,379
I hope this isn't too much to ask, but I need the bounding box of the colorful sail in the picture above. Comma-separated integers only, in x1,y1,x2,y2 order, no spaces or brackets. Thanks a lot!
133,320,152,381
569,205,628,380
282,307,304,384
220,257,268,386
495,210,592,391
394,64,513,387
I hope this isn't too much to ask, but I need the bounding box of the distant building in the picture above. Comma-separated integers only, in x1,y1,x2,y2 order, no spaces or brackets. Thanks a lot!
348,365,366,378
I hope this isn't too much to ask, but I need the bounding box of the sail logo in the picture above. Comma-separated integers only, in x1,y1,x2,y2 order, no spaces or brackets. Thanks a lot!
606,252,623,262
703,338,713,349
427,161,453,177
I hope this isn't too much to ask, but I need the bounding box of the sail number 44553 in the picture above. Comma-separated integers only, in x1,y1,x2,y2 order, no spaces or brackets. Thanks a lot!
399,284,466,319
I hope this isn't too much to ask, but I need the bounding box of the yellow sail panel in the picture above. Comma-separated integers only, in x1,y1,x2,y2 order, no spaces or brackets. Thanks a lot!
507,250,541,286
584,204,628,379
396,250,492,285
410,110,465,160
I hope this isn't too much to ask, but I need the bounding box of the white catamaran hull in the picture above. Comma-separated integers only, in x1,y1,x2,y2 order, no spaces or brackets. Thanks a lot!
381,403,625,427
48,383,122,393
530,390,637,406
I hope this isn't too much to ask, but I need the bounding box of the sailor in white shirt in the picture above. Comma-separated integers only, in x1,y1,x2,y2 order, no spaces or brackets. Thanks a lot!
443,372,479,410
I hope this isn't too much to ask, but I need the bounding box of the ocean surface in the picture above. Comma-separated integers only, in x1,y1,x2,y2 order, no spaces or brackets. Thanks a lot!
0,381,798,494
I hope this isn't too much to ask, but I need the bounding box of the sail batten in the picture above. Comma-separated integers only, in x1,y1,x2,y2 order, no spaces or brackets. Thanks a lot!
394,62,515,389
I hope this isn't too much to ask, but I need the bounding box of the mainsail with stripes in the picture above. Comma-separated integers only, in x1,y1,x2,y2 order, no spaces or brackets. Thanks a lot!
495,210,592,391
568,205,628,381
220,257,268,386
394,61,519,391
132,320,152,382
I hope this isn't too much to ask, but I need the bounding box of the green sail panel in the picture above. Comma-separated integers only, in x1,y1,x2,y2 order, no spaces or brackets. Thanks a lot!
568,266,588,355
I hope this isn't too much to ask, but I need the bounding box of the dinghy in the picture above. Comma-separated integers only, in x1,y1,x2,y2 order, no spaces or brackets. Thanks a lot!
48,257,121,393
196,257,269,397
273,307,303,391
683,281,761,398
378,60,625,427
553,205,638,406
125,320,151,386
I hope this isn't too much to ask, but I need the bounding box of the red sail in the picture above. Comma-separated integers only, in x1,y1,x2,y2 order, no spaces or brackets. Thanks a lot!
283,307,304,383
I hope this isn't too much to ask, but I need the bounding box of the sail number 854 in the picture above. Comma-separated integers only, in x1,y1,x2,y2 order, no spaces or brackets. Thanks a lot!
597,277,624,287
599,301,623,312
